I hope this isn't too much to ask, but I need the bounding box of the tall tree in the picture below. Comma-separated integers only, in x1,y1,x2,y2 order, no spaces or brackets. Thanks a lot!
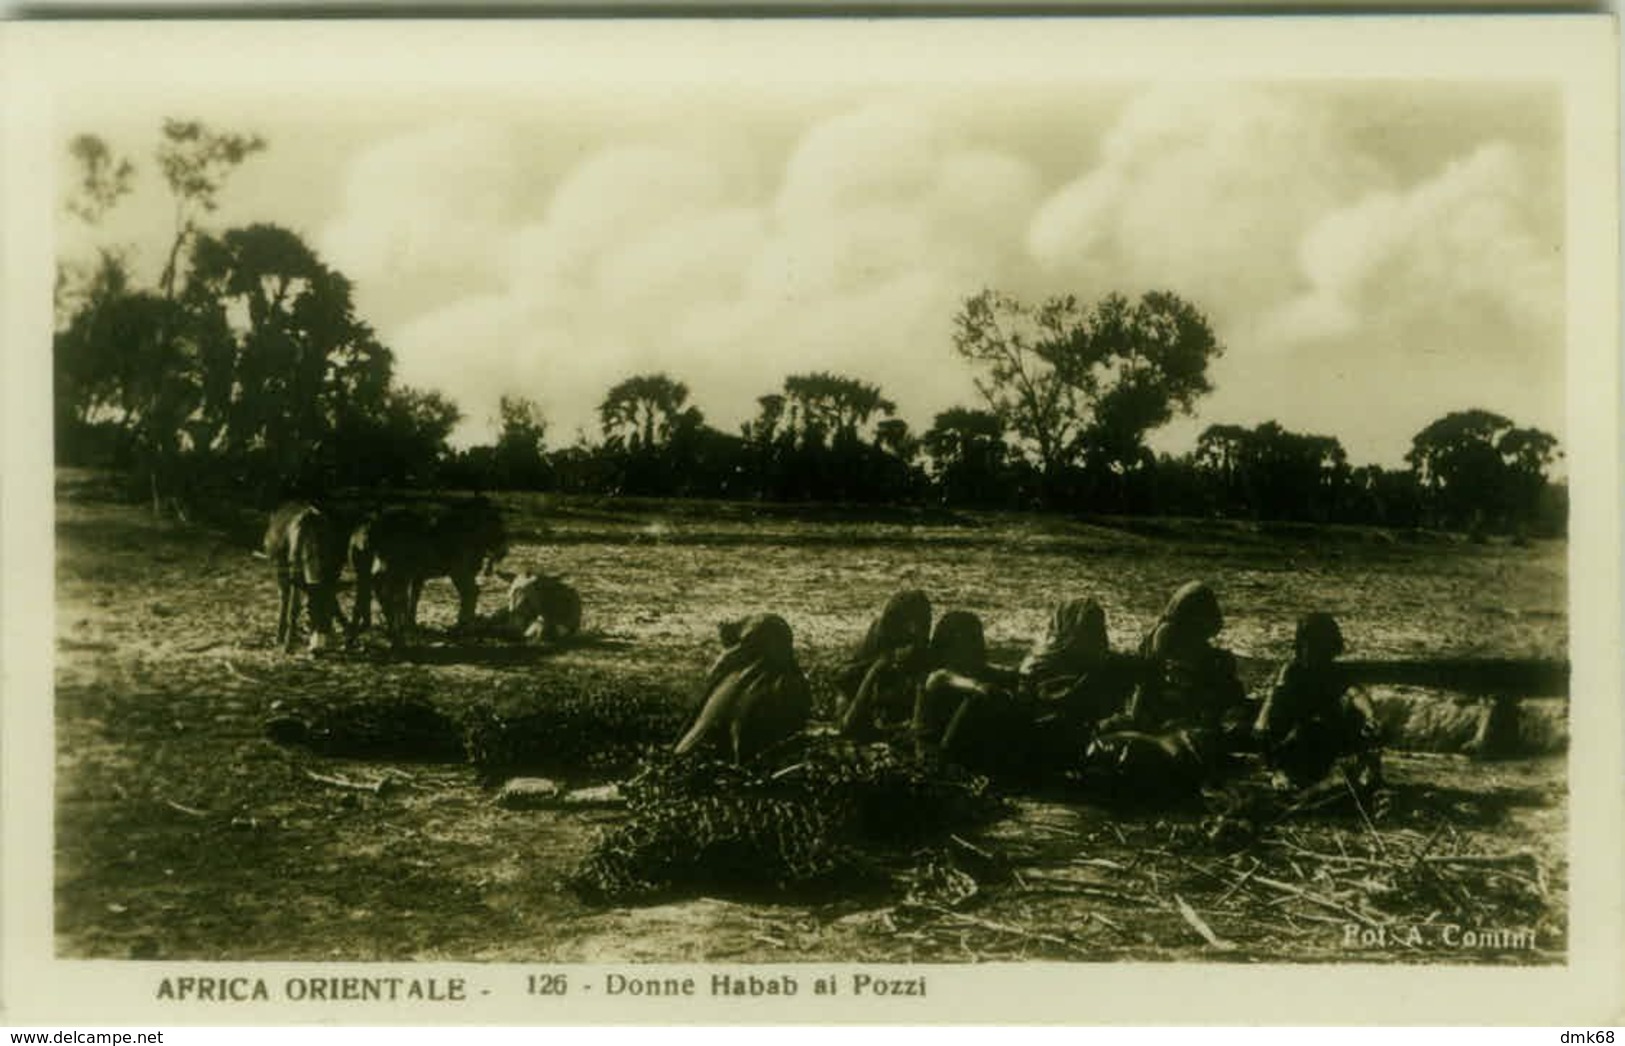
1196,421,1350,521
953,288,1222,504
599,373,691,452
64,134,136,225
183,223,381,481
1194,423,1253,515
1071,291,1222,476
154,119,266,299
952,289,1083,496
497,395,547,448
741,394,788,447
781,372,897,446
741,394,791,500
57,135,137,322
1496,424,1563,533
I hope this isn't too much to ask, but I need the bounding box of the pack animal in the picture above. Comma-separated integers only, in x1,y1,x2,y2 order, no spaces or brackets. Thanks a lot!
263,502,347,653
503,572,582,641
349,498,508,646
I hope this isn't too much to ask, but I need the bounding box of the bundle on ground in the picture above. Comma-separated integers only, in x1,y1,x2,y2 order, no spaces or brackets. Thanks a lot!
463,683,689,783
263,693,465,761
1368,690,1567,756
568,740,1005,904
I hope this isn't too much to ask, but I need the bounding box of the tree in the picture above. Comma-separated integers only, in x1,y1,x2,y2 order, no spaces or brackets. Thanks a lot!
741,394,792,500
1406,409,1512,531
491,395,550,488
1405,409,1561,533
1347,464,1425,529
58,133,137,319
922,407,1012,507
57,136,137,322
64,134,135,225
953,288,1222,505
369,386,461,487
1194,423,1252,516
597,373,694,496
952,290,1084,498
1238,422,1347,522
55,252,134,433
1194,422,1356,522
54,287,198,506
737,375,902,502
1071,292,1221,475
773,373,902,502
781,372,897,446
155,119,266,299
182,223,395,493
599,373,691,452
874,418,916,461
1498,426,1562,532
742,394,787,447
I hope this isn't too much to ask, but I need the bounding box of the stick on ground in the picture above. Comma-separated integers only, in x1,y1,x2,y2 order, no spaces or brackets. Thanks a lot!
1175,893,1236,951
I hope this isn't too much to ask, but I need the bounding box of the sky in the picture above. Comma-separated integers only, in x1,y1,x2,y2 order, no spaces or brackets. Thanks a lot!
54,66,1567,469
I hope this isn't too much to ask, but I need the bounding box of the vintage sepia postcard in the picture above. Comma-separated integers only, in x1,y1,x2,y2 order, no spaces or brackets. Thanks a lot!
1,15,1620,1027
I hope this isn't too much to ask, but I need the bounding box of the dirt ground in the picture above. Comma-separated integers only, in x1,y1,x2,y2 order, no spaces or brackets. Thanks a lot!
51,472,1568,964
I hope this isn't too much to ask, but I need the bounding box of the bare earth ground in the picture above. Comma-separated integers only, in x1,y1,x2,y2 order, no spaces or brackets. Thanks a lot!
51,472,1568,964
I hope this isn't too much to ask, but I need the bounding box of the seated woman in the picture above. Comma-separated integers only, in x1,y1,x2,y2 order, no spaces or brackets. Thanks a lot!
912,611,1023,773
836,589,934,741
1254,612,1383,792
1017,597,1142,770
1092,581,1248,796
674,613,812,765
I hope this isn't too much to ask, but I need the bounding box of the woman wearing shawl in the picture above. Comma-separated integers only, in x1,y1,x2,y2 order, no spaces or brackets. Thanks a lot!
675,613,812,764
1254,612,1383,792
1017,597,1141,767
836,589,934,741
912,611,1022,771
1091,581,1248,796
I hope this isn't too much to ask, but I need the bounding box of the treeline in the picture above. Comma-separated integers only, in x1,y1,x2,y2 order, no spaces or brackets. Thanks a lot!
54,120,1565,538
440,393,1565,537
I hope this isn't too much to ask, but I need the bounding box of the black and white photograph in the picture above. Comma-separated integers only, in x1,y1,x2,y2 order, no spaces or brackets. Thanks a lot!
1,16,1619,1026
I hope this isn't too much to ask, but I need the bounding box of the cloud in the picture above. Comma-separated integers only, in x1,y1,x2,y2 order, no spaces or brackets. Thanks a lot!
1027,85,1384,323
318,123,523,324
1026,87,1563,464
522,144,743,279
1269,141,1561,348
324,101,1046,444
313,88,1563,464
1232,140,1565,462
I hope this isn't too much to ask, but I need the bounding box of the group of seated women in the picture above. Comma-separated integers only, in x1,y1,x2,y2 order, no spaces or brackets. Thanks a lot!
672,581,1384,799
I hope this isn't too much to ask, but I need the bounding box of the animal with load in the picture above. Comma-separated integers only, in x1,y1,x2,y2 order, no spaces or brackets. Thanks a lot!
261,501,347,653
348,498,509,646
261,497,523,651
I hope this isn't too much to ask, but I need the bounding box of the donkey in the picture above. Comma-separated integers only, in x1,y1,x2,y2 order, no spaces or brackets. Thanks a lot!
263,501,347,653
349,497,508,646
